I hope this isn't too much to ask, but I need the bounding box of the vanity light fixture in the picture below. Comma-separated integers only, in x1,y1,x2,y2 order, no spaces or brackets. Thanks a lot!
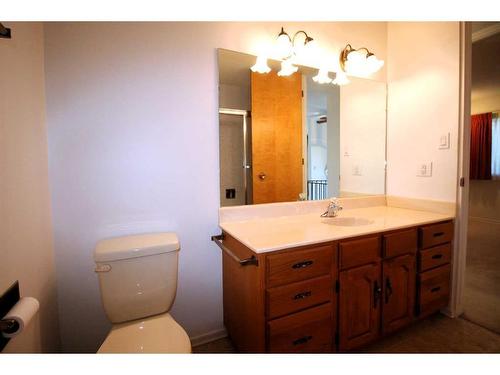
275,27,316,60
312,68,332,84
339,44,384,77
250,27,317,77
277,59,299,77
250,55,271,74
332,70,350,86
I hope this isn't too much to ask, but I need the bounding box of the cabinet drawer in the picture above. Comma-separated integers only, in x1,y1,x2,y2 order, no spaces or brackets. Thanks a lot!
267,303,333,353
419,243,451,272
417,264,450,316
419,221,453,249
383,229,417,258
266,275,332,320
339,236,380,270
266,245,334,288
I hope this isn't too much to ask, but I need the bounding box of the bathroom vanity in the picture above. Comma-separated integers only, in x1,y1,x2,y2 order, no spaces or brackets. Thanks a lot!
214,205,454,353
215,48,455,353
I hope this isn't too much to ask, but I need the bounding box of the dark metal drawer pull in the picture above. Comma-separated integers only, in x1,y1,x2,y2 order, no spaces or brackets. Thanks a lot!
293,291,312,300
292,260,313,269
431,286,441,293
431,254,443,259
433,232,445,237
293,335,313,346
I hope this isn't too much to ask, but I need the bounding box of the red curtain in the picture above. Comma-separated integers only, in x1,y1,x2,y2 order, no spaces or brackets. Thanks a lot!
470,112,492,180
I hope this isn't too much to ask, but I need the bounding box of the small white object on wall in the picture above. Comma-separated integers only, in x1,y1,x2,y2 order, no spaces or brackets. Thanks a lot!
439,132,450,150
417,162,433,177
352,165,362,176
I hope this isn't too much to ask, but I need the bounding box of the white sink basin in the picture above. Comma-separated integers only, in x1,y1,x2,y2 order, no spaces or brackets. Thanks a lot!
322,217,374,226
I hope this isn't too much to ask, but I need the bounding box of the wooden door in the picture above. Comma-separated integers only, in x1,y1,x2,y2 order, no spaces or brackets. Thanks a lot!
251,71,303,204
382,255,416,334
339,262,381,351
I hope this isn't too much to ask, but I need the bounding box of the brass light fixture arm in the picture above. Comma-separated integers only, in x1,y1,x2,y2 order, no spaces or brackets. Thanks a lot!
292,30,313,46
278,27,314,61
339,44,375,72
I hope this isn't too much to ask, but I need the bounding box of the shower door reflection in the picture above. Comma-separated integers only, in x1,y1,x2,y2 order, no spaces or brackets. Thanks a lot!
219,109,252,207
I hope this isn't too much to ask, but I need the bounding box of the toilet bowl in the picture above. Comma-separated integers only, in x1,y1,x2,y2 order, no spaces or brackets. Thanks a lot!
98,312,191,353
94,232,191,353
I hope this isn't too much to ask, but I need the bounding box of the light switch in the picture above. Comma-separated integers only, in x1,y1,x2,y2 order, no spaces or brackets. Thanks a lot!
439,133,450,149
417,162,433,177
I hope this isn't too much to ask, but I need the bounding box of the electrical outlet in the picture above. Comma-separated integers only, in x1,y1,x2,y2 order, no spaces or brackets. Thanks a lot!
417,162,433,177
225,188,236,199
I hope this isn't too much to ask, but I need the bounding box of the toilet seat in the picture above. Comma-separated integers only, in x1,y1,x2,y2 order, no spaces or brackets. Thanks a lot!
98,312,191,353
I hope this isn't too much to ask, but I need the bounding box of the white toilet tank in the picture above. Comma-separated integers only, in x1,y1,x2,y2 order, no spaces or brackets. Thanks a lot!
94,232,180,323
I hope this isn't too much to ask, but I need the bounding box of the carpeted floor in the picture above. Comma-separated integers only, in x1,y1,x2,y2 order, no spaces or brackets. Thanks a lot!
193,314,500,353
462,219,500,334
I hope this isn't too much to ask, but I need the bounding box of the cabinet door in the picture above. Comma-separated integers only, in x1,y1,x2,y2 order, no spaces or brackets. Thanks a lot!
382,254,416,334
339,262,381,351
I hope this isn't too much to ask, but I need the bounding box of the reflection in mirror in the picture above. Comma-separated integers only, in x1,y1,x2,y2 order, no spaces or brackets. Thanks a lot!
218,49,386,207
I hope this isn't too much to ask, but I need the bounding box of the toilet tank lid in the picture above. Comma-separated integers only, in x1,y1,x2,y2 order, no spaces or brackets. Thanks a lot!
94,232,180,262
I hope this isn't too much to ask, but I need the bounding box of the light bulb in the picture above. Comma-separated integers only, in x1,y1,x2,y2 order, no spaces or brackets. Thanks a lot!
301,39,319,65
366,54,384,74
345,49,367,76
250,55,271,74
276,32,293,59
332,70,350,86
312,68,332,84
277,59,298,77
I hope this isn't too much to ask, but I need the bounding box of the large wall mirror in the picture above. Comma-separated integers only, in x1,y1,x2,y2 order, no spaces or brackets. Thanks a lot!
218,48,387,207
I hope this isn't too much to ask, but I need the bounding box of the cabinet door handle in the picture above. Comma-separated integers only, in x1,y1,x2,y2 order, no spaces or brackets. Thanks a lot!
292,335,313,346
373,281,382,309
385,277,393,304
431,254,443,259
431,286,441,293
293,291,312,300
433,231,444,237
292,260,313,269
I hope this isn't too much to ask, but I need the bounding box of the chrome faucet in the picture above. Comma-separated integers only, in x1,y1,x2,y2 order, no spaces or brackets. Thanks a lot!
321,198,343,217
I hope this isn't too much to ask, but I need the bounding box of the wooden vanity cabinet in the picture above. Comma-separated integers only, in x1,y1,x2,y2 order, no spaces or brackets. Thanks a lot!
339,261,381,351
338,236,381,351
416,221,454,317
220,221,452,353
265,244,337,353
382,254,416,334
338,230,417,351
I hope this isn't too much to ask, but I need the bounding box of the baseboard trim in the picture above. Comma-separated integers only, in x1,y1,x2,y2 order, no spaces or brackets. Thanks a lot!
190,328,228,347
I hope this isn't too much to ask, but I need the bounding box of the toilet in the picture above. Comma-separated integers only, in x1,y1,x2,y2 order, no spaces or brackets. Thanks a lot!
93,232,191,353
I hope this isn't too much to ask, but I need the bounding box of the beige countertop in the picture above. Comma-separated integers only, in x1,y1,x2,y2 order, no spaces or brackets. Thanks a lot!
219,205,454,254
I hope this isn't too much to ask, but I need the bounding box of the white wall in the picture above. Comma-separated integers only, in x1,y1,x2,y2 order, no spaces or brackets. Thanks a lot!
340,77,386,196
0,23,60,353
386,22,460,202
43,21,387,352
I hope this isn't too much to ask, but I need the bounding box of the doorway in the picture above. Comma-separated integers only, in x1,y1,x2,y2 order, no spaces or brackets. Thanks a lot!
462,23,500,334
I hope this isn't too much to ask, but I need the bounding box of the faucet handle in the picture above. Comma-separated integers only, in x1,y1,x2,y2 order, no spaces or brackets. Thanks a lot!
329,197,340,206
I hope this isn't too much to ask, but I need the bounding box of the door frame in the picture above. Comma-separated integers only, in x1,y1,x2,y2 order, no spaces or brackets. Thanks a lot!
219,108,251,205
447,21,472,318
